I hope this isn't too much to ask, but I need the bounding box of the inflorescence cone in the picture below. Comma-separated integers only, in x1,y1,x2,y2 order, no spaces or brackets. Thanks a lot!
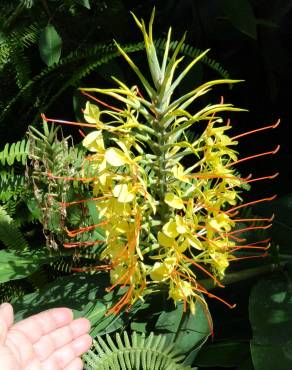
42,9,279,318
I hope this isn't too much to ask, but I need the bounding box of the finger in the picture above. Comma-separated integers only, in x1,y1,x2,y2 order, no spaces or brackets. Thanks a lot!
42,334,92,370
32,318,90,361
63,357,84,370
12,307,73,344
0,303,14,344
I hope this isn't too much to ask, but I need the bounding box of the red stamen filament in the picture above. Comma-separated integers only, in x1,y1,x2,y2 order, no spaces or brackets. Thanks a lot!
106,285,135,315
218,224,272,239
79,129,86,138
42,113,96,128
66,221,108,237
183,255,224,287
231,252,268,261
226,145,280,168
233,214,274,223
228,244,270,253
245,172,279,184
196,284,236,309
71,264,112,272
227,195,277,213
232,119,280,140
248,238,271,246
59,196,109,207
80,90,122,112
63,240,105,248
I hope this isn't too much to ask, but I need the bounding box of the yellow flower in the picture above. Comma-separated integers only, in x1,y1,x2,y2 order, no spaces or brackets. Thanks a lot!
149,257,176,281
169,280,194,301
210,252,229,279
208,213,234,232
164,193,184,209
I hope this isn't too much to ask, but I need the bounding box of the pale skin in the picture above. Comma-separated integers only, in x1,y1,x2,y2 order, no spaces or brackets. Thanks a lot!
0,303,92,370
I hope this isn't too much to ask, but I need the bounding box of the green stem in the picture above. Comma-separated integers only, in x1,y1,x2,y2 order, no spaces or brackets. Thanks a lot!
199,263,285,290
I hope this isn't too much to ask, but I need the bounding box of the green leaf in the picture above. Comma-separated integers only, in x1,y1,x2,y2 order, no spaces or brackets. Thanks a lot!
12,274,134,336
39,25,62,66
249,270,292,370
0,250,57,283
155,300,211,364
12,274,108,318
195,340,250,367
222,0,257,39
74,0,90,9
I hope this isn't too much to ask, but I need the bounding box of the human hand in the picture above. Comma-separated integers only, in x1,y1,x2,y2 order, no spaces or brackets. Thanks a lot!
0,302,92,370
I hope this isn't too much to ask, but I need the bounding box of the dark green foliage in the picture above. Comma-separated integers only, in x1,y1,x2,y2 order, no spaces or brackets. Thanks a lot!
0,206,30,250
0,2,291,369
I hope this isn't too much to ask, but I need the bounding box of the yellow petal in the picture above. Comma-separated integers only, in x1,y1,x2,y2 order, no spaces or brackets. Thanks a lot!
164,193,184,209
178,239,189,253
209,213,233,232
84,101,100,123
169,281,193,301
113,183,135,203
105,147,129,166
158,232,176,248
149,257,176,281
82,130,104,152
162,220,179,238
187,236,203,250
149,262,168,281
175,215,188,234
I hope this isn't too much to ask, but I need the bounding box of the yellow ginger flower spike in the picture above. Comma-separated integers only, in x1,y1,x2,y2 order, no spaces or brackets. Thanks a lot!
44,9,278,316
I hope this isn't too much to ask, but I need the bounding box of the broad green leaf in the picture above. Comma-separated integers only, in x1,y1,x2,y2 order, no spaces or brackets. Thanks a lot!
12,274,109,321
222,0,257,39
39,25,62,66
12,274,143,336
155,301,211,364
195,340,250,367
249,270,292,370
0,250,57,283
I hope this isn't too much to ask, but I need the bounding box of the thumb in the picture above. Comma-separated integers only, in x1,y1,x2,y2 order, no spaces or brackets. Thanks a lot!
0,303,14,344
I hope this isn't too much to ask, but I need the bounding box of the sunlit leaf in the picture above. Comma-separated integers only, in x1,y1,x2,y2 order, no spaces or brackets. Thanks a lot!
155,301,211,364
0,250,57,283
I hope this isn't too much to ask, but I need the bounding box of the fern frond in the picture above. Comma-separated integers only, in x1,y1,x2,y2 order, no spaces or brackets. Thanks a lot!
0,171,27,202
0,205,30,250
10,45,31,88
0,139,30,166
83,331,195,370
0,22,39,69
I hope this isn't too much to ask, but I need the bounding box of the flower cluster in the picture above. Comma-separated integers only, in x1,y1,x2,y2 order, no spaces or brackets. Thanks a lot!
48,10,276,314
